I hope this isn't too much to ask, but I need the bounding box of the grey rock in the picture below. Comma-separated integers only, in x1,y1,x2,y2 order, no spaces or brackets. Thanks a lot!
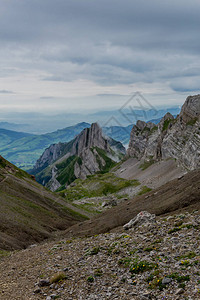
38,279,50,287
162,277,172,285
33,123,126,191
175,288,184,295
33,288,41,294
123,211,156,230
50,294,57,299
127,94,200,171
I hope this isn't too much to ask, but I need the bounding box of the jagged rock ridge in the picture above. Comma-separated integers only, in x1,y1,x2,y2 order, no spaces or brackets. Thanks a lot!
32,123,126,191
127,94,200,170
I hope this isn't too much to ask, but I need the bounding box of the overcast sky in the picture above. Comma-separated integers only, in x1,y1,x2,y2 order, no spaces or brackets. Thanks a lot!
0,0,200,115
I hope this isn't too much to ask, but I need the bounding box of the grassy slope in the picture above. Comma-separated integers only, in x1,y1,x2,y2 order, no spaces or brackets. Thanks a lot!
36,146,121,191
0,156,88,251
0,128,32,148
63,168,200,239
59,173,140,202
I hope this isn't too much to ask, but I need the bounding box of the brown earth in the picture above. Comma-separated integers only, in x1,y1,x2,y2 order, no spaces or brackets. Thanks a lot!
63,168,200,239
114,157,185,189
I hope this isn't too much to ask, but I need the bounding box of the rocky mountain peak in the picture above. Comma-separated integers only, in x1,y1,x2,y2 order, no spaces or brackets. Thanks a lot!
127,94,200,170
71,122,109,156
158,112,174,131
179,94,200,124
33,123,125,191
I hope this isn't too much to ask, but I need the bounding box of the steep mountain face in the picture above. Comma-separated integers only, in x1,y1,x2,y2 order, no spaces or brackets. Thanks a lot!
0,156,87,251
127,95,200,170
32,123,126,191
0,122,90,170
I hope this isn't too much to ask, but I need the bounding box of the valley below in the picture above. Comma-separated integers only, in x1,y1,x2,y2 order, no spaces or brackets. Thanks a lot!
0,94,199,300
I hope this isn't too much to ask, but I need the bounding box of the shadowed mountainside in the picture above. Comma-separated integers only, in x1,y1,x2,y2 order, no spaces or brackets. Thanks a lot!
0,156,88,251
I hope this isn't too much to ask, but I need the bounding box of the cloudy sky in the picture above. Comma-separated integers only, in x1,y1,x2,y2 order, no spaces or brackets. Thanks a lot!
0,0,200,116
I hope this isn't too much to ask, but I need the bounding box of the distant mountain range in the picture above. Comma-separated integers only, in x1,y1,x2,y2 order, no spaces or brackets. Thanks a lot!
0,106,181,134
0,122,31,132
0,107,180,170
0,122,90,170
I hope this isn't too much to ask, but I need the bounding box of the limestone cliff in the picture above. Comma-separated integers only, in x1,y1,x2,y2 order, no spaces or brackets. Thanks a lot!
32,123,126,191
127,94,200,170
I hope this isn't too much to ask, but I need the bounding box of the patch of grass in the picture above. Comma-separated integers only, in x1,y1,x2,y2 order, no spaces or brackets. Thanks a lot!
0,157,7,168
148,277,166,291
0,250,10,259
60,205,89,221
85,247,100,256
50,272,67,284
162,119,172,131
168,227,181,234
130,260,158,274
60,173,140,202
144,247,154,252
139,160,154,170
56,155,81,186
141,126,151,134
138,186,152,195
150,126,158,134
118,257,132,267
178,251,196,260
87,276,94,283
168,273,190,283
95,147,116,173
180,260,190,266
186,117,198,126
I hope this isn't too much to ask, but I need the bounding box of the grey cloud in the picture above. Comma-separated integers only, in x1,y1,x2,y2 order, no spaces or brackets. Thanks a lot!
40,96,55,99
0,0,200,100
0,90,14,94
170,76,200,93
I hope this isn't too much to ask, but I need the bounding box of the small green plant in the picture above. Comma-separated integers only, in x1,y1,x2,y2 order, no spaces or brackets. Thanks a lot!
139,160,154,171
118,257,132,267
94,269,103,277
152,239,162,244
150,126,158,134
180,260,190,266
0,250,10,259
186,117,198,126
168,273,190,283
162,119,172,131
144,247,154,252
130,260,158,274
146,274,154,283
168,227,181,234
87,276,94,283
175,220,183,227
148,277,166,291
178,283,186,289
138,186,152,195
179,251,196,260
85,247,100,256
50,272,67,284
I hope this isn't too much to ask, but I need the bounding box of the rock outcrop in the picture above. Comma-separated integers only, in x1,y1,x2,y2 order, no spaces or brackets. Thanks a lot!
123,211,156,230
32,123,126,191
127,94,200,170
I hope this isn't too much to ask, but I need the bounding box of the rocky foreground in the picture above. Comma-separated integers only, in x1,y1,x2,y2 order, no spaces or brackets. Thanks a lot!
0,210,199,300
